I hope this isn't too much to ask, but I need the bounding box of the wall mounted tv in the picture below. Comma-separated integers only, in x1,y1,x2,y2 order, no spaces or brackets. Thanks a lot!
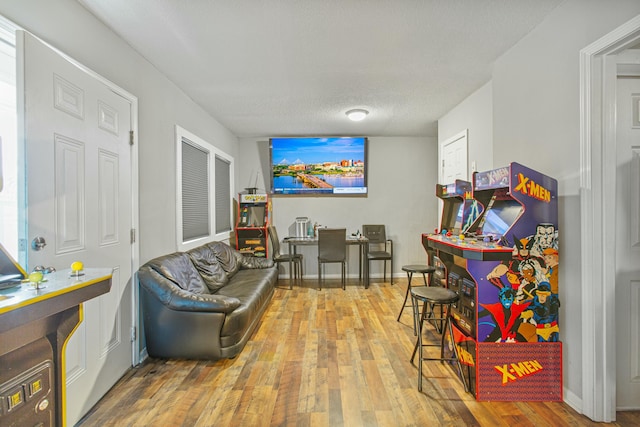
269,137,368,196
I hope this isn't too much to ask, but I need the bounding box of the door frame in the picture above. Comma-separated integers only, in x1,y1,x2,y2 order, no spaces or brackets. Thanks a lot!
579,13,640,422
13,27,141,365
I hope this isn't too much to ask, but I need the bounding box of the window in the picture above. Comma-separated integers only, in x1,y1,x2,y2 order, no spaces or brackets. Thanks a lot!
181,140,210,241
0,17,19,262
176,126,234,251
214,155,231,234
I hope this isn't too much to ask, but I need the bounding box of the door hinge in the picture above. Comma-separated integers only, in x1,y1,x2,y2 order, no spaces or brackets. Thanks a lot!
130,228,136,244
130,326,136,342
129,130,134,146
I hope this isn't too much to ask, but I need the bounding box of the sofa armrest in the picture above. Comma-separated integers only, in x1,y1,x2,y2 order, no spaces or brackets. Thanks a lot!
168,289,241,313
138,266,241,313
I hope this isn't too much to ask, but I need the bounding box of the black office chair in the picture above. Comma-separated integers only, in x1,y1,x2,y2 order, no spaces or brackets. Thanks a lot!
362,224,393,285
268,225,303,289
317,228,347,290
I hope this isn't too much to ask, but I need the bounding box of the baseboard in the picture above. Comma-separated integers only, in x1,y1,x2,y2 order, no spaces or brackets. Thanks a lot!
563,387,582,415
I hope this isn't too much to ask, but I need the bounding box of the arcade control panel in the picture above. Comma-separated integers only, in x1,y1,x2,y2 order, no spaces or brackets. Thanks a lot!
424,233,513,262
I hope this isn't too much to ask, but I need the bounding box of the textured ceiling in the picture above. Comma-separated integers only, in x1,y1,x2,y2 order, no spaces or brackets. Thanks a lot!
78,0,564,138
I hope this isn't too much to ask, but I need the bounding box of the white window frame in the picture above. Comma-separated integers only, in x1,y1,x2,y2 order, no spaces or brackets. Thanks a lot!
176,125,234,251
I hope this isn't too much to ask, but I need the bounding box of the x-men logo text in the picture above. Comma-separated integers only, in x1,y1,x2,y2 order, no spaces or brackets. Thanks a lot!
514,173,551,203
495,360,543,385
456,344,475,367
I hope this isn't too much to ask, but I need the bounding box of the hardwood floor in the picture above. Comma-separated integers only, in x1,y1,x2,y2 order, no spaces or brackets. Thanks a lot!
79,278,639,426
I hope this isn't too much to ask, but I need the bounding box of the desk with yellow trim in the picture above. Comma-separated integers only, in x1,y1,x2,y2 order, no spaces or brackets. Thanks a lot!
0,268,112,426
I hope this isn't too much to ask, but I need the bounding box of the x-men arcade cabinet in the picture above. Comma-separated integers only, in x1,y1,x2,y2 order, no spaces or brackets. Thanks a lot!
425,163,561,401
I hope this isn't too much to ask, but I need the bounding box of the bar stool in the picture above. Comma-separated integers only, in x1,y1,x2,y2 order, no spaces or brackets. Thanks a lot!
398,264,435,334
409,285,467,392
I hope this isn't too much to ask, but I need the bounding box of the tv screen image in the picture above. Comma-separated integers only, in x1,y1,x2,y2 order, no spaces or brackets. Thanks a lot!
270,137,368,196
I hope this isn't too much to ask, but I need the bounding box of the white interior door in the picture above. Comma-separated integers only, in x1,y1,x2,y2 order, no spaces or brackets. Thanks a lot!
440,129,468,184
439,130,469,227
18,31,133,424
615,74,640,410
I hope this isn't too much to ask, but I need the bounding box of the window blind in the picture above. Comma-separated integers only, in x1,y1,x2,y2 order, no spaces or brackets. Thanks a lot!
181,138,210,241
215,155,231,234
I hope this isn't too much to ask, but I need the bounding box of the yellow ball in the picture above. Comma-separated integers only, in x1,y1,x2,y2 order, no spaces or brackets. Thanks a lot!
29,271,43,283
71,261,84,272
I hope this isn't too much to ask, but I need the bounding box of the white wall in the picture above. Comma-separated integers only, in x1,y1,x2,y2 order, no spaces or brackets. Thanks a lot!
0,0,240,264
238,136,439,280
438,0,640,411
438,81,493,176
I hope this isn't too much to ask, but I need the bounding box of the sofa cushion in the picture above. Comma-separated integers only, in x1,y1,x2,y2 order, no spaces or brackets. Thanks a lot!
207,241,242,275
146,252,209,294
217,267,277,347
188,245,229,293
239,255,275,269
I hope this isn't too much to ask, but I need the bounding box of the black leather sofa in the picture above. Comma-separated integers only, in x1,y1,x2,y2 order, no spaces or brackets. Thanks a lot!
138,241,277,359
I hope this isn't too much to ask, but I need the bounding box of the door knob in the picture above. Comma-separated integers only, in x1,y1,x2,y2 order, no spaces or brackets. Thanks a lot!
31,236,47,251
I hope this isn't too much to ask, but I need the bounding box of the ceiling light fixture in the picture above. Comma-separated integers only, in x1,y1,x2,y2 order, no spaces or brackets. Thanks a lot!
346,109,369,121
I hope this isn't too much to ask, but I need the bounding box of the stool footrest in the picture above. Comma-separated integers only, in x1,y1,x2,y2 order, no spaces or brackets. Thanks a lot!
418,356,458,362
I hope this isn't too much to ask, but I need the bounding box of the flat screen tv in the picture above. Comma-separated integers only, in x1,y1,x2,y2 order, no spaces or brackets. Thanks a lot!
269,137,368,196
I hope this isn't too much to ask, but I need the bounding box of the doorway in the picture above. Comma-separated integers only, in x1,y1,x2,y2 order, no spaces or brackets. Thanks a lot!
614,54,640,411
439,129,469,184
0,18,140,424
580,14,640,422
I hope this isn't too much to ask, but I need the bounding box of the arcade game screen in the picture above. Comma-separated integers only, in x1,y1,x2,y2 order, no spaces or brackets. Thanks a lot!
478,199,523,238
453,203,464,232
0,243,24,289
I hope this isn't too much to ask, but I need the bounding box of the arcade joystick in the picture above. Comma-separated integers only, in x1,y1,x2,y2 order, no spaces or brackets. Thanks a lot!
70,261,85,278
28,271,46,290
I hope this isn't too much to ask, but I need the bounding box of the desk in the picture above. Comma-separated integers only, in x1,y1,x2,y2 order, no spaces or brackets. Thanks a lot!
285,236,369,289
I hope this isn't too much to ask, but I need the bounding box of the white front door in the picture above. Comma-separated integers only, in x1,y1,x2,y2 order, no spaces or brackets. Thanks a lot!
18,31,133,424
615,74,640,410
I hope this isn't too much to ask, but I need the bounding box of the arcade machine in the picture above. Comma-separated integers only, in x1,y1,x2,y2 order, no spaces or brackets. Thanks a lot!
435,179,481,237
425,163,561,401
0,243,113,426
235,193,269,257
422,179,482,287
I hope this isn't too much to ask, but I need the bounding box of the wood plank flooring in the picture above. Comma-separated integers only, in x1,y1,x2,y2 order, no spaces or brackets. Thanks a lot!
78,278,640,426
